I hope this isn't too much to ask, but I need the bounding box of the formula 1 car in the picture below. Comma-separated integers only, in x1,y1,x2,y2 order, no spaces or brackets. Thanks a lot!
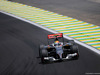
39,33,79,63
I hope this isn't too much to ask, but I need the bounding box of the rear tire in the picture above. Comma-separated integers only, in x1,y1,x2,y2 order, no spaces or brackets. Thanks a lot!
41,49,48,57
68,40,75,45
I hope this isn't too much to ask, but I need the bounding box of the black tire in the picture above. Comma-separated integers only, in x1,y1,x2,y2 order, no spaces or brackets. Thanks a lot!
71,44,79,60
41,49,48,57
71,44,79,53
41,56,46,63
40,49,48,63
68,40,75,45
39,45,45,57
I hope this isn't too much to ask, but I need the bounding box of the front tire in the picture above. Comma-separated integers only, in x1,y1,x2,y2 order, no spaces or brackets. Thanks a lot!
40,49,48,63
41,56,46,63
71,44,79,60
71,44,79,53
39,45,44,57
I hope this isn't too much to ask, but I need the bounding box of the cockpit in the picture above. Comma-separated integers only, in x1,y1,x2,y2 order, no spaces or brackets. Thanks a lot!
54,43,61,46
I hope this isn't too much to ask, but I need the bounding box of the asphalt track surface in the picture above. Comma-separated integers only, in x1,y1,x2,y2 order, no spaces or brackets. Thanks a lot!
0,12,100,75
11,0,100,26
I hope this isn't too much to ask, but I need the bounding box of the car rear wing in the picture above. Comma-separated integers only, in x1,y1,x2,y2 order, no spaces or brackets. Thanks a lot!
48,33,63,39
47,33,64,44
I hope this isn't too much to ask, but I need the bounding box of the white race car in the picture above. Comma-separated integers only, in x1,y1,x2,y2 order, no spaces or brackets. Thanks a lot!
39,33,79,63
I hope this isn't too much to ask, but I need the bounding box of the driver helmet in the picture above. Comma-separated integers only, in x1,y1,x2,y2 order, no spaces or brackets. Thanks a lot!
55,41,59,43
54,41,61,46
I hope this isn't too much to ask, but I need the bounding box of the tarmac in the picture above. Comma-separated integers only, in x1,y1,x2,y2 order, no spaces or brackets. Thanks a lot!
88,0,100,3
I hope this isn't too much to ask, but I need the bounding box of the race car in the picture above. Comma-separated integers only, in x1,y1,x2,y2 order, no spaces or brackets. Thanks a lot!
39,33,79,63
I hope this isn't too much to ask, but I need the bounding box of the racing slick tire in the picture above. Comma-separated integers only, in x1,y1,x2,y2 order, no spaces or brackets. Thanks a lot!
41,49,48,57
68,40,75,45
39,45,45,57
71,44,79,59
71,44,78,52
40,49,48,63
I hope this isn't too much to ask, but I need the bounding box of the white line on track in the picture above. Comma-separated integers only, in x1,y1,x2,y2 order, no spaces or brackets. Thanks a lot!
0,10,100,55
